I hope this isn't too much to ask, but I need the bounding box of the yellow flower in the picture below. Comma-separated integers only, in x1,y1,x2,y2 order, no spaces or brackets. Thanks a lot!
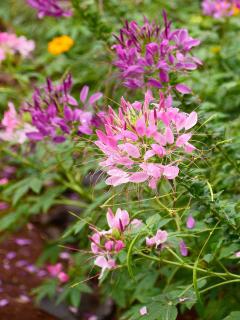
232,5,240,16
211,46,221,54
48,35,74,55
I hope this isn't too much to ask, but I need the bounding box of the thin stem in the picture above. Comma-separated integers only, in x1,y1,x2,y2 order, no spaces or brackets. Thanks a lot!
200,279,240,294
137,252,240,280
54,199,87,208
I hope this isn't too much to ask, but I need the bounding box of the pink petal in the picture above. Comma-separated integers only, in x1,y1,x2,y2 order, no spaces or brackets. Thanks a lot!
176,133,192,147
119,143,140,158
115,240,125,252
155,230,168,244
144,149,155,161
140,306,148,316
149,177,158,189
106,208,115,229
163,166,179,179
105,240,114,251
185,111,198,130
146,237,155,247
89,92,103,104
136,116,146,136
105,175,129,186
175,84,192,94
165,127,174,144
179,240,188,256
186,215,196,229
151,144,166,157
94,256,109,269
129,172,148,183
67,95,78,106
80,85,89,103
235,251,240,258
132,101,142,111
107,168,128,177
184,143,195,153
115,208,130,230
153,132,167,146
96,130,108,144
47,263,62,276
58,272,69,283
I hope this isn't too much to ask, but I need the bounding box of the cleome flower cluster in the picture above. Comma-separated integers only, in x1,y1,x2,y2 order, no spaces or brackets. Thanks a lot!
26,0,72,18
112,12,201,92
0,32,35,63
95,90,198,189
0,102,36,144
90,208,169,277
202,0,240,18
25,74,103,143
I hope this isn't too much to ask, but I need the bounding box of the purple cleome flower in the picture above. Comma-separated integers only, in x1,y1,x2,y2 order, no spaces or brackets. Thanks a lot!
25,74,103,143
112,11,201,92
26,0,72,19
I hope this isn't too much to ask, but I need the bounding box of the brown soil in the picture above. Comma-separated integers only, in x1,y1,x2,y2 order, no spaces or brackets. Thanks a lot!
0,224,57,320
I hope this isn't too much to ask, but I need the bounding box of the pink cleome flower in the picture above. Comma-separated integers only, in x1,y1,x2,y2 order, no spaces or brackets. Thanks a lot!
90,208,142,278
202,0,240,18
0,32,34,62
47,263,69,283
95,91,198,189
146,229,168,248
0,102,36,144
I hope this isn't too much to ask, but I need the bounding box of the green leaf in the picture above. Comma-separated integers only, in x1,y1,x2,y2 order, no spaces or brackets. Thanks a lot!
223,311,240,320
30,177,43,193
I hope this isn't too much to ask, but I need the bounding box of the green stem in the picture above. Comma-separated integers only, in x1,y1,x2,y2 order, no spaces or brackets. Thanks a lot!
200,279,240,294
137,252,240,280
53,199,87,208
155,197,180,231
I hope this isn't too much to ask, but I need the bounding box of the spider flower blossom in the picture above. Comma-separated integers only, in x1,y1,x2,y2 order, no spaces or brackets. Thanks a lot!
26,75,103,143
112,12,201,91
95,91,198,189
0,32,35,62
26,0,72,18
47,263,69,283
0,102,35,144
202,0,240,18
90,208,142,278
146,229,168,248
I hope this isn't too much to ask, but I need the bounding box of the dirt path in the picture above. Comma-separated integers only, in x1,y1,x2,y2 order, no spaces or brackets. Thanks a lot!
0,224,58,320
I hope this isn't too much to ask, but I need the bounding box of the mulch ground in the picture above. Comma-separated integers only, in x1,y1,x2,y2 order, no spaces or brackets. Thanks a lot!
0,223,57,320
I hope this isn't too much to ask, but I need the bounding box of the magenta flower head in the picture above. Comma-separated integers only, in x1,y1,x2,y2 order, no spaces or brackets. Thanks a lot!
202,0,240,18
25,75,103,143
112,11,201,92
26,0,72,18
95,91,198,189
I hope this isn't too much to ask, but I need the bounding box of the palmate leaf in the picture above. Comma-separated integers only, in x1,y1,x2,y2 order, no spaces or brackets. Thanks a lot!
223,311,240,320
121,302,178,320
4,175,44,205
0,204,30,231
